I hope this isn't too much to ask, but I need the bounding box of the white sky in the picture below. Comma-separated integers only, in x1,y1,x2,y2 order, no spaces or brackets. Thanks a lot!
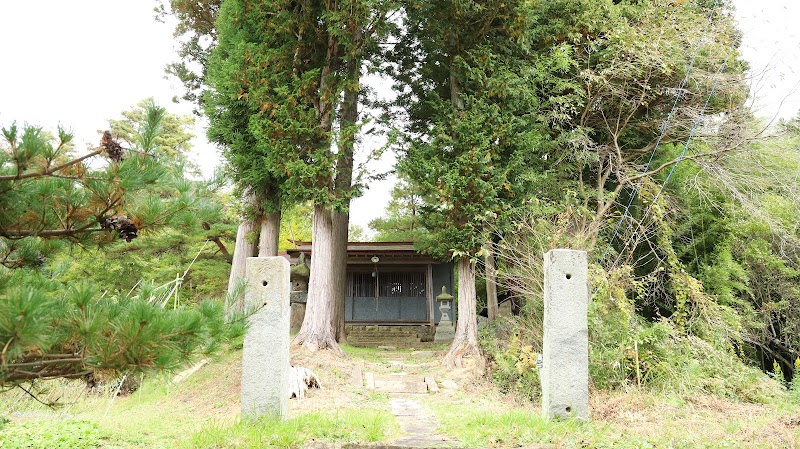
0,0,798,233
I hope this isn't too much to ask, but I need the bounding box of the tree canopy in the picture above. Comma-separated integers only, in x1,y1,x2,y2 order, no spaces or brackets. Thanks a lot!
160,0,800,383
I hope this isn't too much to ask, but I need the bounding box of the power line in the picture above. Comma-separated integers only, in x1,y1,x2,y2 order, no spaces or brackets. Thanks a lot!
615,52,734,261
600,0,720,263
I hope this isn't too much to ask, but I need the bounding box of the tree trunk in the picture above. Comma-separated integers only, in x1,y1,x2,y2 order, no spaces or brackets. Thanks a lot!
329,32,360,343
258,209,281,257
293,204,342,353
226,219,258,312
485,245,498,321
330,210,349,343
443,257,481,367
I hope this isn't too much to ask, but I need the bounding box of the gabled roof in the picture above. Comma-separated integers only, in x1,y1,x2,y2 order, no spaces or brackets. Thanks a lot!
285,241,443,264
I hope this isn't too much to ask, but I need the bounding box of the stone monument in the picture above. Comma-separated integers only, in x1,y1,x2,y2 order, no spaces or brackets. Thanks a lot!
541,249,589,420
241,256,290,419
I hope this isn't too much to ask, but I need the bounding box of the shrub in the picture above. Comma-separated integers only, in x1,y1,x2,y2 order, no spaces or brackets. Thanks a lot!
481,264,785,402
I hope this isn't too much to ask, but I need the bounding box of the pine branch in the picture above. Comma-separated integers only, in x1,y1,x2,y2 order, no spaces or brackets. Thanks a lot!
0,227,104,239
0,148,102,181
4,358,83,368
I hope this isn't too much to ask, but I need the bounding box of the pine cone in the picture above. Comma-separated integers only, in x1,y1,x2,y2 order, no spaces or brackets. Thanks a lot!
100,215,138,242
101,131,125,162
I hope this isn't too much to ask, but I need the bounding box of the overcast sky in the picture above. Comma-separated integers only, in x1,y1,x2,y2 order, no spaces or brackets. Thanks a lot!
0,0,798,233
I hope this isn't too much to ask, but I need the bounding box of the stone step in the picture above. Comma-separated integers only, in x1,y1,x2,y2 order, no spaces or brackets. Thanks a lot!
363,372,435,394
347,338,422,343
347,331,430,336
374,380,428,394
345,329,433,335
348,332,429,337
347,338,423,346
346,328,432,335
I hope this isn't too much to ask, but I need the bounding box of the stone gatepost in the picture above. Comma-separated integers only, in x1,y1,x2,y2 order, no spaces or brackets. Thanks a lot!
241,256,290,419
541,249,589,420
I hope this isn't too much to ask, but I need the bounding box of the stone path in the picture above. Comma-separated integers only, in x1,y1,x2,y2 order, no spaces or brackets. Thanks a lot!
389,395,453,447
360,368,459,448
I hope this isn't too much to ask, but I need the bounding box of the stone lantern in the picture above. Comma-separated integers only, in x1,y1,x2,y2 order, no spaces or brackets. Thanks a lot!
289,253,310,333
434,286,455,342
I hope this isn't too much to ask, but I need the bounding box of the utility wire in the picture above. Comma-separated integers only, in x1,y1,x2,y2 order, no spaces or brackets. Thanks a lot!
616,49,735,263
600,0,720,263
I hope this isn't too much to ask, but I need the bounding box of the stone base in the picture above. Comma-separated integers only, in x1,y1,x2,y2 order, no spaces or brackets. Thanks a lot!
290,303,305,333
434,322,455,342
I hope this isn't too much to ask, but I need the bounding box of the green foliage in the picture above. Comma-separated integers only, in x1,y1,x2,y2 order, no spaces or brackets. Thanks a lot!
0,267,242,385
205,0,394,215
185,411,393,448
108,98,195,163
517,0,748,249
0,420,100,449
790,358,800,402
394,0,550,259
480,320,541,401
369,177,430,243
156,0,220,107
278,202,313,252
663,134,800,382
53,226,233,304
0,103,236,385
482,262,784,403
0,103,220,269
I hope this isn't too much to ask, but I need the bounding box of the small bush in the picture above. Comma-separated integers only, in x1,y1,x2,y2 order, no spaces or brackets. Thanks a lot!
480,320,542,401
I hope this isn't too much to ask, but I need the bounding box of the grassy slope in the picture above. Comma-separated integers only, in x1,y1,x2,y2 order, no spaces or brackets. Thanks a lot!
2,346,800,448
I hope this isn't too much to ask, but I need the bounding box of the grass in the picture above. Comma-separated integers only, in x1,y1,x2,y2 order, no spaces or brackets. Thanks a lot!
0,419,101,449
185,410,392,448
435,408,655,448
431,390,800,448
0,348,397,448
2,347,800,448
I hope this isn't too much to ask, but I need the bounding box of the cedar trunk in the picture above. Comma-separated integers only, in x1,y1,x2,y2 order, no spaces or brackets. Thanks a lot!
226,219,258,312
330,210,349,342
443,257,481,367
330,46,359,342
258,209,281,257
293,205,342,353
485,246,498,321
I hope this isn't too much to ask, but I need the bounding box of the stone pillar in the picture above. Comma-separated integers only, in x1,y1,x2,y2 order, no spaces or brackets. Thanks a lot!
241,256,290,419
541,249,589,420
